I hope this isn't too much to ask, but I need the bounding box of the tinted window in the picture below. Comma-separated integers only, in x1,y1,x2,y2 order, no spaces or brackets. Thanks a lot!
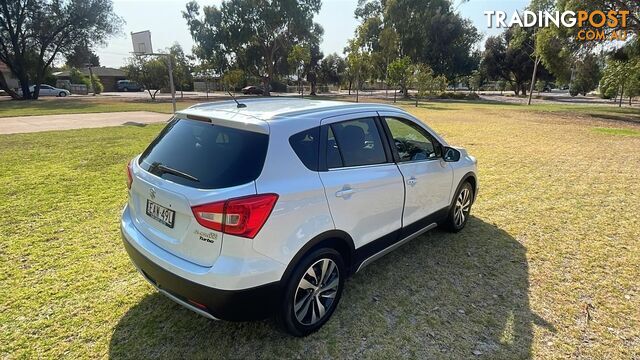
139,119,269,189
329,118,387,168
385,117,440,161
289,127,320,171
326,126,343,168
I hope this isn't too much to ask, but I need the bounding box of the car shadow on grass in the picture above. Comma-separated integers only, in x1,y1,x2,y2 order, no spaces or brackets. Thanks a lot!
109,217,553,359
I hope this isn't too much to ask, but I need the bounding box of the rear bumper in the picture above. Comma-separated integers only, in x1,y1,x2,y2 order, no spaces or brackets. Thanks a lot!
122,232,281,321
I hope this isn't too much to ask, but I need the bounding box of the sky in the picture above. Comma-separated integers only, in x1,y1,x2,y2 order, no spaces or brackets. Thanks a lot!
96,0,530,68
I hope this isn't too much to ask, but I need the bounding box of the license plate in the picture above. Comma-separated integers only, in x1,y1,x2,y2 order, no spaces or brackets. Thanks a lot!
146,199,175,228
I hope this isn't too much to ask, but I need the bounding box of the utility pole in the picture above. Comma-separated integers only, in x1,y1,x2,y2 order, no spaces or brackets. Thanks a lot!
132,52,177,113
166,55,177,113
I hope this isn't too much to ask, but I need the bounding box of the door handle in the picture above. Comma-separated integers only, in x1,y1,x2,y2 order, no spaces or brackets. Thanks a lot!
407,177,417,186
335,188,354,198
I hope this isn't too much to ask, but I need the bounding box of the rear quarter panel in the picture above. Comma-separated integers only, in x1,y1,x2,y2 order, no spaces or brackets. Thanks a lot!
252,119,335,266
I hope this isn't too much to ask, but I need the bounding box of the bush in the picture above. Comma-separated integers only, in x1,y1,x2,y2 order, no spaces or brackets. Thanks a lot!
436,92,479,100
91,76,104,94
68,67,103,94
269,79,287,92
569,87,579,97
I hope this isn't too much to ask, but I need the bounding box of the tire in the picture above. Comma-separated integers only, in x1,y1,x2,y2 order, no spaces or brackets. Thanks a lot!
277,247,345,337
123,88,129,92
444,181,474,232
58,91,67,97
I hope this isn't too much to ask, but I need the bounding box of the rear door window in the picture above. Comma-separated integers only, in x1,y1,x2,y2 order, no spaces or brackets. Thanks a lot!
328,117,387,168
139,119,268,189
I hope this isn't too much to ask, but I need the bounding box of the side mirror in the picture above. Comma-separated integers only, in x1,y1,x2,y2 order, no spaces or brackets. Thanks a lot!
443,147,461,162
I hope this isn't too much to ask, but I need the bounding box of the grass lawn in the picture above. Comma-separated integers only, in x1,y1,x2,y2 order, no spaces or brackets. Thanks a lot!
0,97,200,117
1,102,639,358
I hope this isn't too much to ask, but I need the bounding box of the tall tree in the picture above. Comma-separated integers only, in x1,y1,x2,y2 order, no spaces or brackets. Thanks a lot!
288,44,311,96
183,0,323,96
167,43,194,97
0,0,121,100
387,56,412,102
352,0,480,82
65,43,100,68
482,27,551,96
318,53,346,86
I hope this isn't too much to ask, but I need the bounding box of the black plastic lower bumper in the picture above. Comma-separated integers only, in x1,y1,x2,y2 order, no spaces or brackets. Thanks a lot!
121,231,281,321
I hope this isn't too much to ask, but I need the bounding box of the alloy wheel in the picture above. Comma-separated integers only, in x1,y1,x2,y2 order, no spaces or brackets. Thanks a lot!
293,258,340,325
454,187,471,228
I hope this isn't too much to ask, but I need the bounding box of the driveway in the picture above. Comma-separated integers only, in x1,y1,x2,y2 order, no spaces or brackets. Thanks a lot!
0,111,169,134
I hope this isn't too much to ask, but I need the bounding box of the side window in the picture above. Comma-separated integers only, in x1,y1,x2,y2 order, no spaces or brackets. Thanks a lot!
326,126,343,168
328,117,387,168
385,117,441,162
289,127,320,171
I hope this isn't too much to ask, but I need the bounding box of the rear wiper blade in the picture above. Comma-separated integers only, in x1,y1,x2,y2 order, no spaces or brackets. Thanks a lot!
150,163,199,182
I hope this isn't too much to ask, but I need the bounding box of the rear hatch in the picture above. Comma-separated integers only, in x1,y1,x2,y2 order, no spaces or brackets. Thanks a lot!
127,117,269,267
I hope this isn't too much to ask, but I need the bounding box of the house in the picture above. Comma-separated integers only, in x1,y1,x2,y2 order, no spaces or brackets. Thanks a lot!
0,61,19,91
53,66,127,92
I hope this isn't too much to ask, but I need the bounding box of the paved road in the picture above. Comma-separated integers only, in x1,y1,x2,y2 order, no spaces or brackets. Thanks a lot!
0,111,169,134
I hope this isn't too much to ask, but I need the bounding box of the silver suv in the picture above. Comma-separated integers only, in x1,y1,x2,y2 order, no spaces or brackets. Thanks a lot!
121,99,477,336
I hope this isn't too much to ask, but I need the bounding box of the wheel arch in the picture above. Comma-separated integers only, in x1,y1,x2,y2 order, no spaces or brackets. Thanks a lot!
280,230,356,285
451,171,478,207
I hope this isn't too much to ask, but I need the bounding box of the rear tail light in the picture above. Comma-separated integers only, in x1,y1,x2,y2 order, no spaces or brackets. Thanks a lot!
191,194,278,239
126,160,133,190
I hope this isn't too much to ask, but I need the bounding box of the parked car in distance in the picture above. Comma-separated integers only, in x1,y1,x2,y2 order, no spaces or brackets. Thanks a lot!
28,85,71,97
116,80,144,92
121,99,478,336
241,85,264,95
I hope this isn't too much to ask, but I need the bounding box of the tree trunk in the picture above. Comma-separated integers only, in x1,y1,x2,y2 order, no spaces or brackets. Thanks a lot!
18,73,32,100
310,79,317,96
393,89,397,103
262,76,270,96
527,55,540,106
0,71,22,99
619,84,624,107
348,80,352,95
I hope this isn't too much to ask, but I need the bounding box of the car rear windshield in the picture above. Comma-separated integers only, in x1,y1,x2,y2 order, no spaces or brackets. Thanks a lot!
138,119,269,189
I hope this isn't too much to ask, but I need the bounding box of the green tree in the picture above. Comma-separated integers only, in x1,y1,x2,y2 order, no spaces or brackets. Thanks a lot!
352,0,480,82
319,53,346,86
571,54,601,96
167,44,194,98
344,39,373,99
496,80,507,94
65,43,100,68
124,57,168,100
600,58,640,106
288,45,311,96
412,63,434,107
222,69,245,92
482,27,550,96
387,56,413,102
469,70,484,93
183,0,322,96
0,0,122,100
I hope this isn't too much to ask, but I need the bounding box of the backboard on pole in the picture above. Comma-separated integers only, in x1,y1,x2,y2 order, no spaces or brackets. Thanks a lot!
131,30,153,55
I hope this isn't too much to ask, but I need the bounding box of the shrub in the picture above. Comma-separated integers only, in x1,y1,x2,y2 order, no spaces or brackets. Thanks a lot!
436,92,479,100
